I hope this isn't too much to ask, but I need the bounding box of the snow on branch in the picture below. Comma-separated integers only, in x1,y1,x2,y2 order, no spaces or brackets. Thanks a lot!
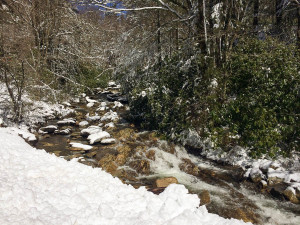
75,0,166,13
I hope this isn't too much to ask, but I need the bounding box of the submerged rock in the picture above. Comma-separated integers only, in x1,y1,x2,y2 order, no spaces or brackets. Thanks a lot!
199,190,211,205
129,159,151,175
159,141,176,154
179,158,200,176
114,169,138,183
146,150,156,161
116,128,137,141
98,154,118,174
155,177,178,188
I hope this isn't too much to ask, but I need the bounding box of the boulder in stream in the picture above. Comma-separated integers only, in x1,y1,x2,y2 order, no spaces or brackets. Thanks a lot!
87,102,94,108
129,159,151,175
101,138,116,144
199,190,211,205
86,114,101,122
39,125,57,134
79,121,89,127
101,110,119,122
69,142,93,151
155,177,178,188
87,131,111,144
57,118,76,126
81,126,102,137
179,158,200,176
283,186,299,204
54,128,71,135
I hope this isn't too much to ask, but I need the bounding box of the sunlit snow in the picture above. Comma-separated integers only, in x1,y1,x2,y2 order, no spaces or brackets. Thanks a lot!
0,128,249,225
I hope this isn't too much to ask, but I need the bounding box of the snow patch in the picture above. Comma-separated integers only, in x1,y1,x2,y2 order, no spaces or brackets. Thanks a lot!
0,127,249,225
70,142,93,150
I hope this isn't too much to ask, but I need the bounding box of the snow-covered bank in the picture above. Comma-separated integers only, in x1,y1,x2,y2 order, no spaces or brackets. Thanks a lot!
0,128,249,225
0,83,73,130
180,129,300,203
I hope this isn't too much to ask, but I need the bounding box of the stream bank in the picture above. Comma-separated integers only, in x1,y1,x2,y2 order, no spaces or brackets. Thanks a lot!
26,82,300,225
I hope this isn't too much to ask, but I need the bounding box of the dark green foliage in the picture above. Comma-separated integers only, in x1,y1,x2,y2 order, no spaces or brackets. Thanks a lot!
76,63,111,92
125,38,299,158
225,38,299,157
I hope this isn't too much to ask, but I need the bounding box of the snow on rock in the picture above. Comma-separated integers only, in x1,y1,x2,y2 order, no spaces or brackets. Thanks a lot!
86,96,97,103
63,101,71,106
0,117,4,127
79,121,89,127
70,142,93,150
105,122,115,128
0,128,250,225
87,102,95,108
86,113,101,122
113,101,123,108
101,138,116,144
291,183,300,192
248,166,265,183
97,102,109,111
57,118,76,126
101,110,119,122
88,131,111,144
224,146,250,167
108,81,117,87
81,126,102,136
54,128,72,135
286,172,300,183
39,125,58,134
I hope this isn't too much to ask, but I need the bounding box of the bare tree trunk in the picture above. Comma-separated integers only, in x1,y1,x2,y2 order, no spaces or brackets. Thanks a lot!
196,0,207,54
276,0,283,26
175,25,179,51
297,5,300,51
157,10,162,67
275,0,283,38
203,0,208,54
221,0,233,63
253,0,259,33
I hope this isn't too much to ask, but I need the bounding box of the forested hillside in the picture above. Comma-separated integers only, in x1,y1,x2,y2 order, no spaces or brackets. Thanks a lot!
1,0,299,158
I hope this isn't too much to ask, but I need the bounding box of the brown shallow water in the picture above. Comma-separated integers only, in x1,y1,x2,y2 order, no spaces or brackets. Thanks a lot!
32,93,300,225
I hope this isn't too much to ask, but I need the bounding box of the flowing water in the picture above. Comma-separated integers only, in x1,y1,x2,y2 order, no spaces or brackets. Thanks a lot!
32,90,300,225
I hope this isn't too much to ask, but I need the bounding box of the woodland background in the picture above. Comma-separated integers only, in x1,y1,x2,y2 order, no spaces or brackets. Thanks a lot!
0,0,299,157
